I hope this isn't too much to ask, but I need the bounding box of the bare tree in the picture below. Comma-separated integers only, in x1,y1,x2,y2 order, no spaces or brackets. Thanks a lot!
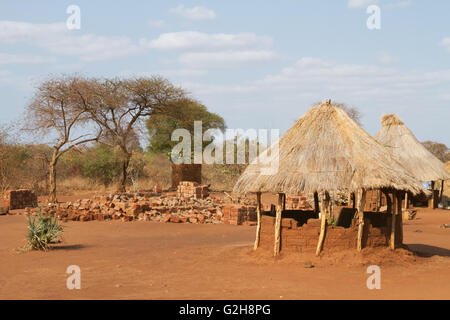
74,76,185,192
25,76,101,203
334,103,363,126
310,101,362,125
422,141,450,163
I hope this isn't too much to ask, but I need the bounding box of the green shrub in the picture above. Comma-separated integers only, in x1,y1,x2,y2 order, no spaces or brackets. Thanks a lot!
26,211,63,251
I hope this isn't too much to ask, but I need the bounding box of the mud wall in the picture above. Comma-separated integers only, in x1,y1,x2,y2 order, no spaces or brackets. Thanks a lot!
171,163,202,188
259,210,402,254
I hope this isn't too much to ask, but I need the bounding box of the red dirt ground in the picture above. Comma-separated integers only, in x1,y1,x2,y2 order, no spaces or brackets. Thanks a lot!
0,205,449,300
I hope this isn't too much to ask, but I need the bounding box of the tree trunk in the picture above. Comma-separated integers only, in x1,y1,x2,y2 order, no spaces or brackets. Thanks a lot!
118,153,131,193
48,151,58,204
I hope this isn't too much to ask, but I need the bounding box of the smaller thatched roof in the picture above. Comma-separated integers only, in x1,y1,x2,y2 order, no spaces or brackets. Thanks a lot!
233,101,425,195
376,114,450,182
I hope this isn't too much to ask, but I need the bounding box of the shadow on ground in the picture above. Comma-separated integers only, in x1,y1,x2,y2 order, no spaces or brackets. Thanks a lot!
407,244,450,257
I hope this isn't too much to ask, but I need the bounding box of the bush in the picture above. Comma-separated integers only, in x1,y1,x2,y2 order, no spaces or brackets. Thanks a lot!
26,212,63,251
79,145,121,186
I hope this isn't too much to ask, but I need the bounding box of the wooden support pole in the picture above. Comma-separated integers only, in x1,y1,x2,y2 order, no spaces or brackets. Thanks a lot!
254,192,262,251
352,192,356,209
376,190,382,212
314,192,320,216
274,193,283,256
404,192,409,210
397,192,403,246
357,189,367,252
440,180,445,205
316,191,330,256
383,190,392,214
431,181,436,209
390,190,397,250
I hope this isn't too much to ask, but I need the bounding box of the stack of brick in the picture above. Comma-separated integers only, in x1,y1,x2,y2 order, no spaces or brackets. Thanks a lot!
177,181,209,199
285,195,313,210
24,191,226,225
3,189,38,210
222,205,257,226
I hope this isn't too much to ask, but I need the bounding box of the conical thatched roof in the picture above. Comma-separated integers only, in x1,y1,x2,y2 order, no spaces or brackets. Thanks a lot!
375,114,450,182
233,101,424,195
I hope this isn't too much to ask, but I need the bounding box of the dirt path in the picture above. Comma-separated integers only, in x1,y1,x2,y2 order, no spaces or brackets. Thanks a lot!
0,208,449,299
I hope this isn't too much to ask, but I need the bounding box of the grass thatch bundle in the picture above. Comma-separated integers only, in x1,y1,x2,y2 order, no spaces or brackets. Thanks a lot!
233,101,424,195
376,114,450,182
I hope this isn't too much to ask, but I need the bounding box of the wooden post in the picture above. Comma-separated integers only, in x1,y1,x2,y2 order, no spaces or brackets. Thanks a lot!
376,190,382,212
440,180,445,205
430,181,436,209
274,193,283,256
357,189,367,252
397,192,403,246
390,190,397,250
316,191,330,256
314,192,320,216
254,192,262,251
383,190,392,213
352,192,356,209
404,192,409,210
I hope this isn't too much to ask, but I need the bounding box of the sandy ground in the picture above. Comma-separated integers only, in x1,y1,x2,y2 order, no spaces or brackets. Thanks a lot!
0,207,449,300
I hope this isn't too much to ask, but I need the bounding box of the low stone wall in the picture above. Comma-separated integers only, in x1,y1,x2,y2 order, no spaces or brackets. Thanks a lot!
258,210,400,254
3,189,38,210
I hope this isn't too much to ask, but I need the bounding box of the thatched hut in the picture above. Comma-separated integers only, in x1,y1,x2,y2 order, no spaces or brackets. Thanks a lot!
233,100,424,256
376,114,450,208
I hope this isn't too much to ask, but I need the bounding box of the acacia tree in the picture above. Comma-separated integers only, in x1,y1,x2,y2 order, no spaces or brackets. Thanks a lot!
75,76,186,192
25,77,101,203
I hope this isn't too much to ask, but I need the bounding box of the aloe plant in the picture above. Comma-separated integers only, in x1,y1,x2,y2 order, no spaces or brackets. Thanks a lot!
26,211,63,251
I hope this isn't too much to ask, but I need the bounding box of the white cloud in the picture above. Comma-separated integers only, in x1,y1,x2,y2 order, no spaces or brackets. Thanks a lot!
179,50,276,67
145,31,272,51
143,31,275,67
440,37,450,53
348,0,378,8
0,53,56,65
0,21,142,62
187,57,450,103
169,5,216,21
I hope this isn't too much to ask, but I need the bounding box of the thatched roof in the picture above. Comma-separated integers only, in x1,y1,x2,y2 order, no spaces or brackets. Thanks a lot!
233,101,425,195
376,114,450,182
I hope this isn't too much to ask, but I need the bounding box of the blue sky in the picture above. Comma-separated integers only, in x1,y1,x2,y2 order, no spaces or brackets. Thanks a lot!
1,0,450,145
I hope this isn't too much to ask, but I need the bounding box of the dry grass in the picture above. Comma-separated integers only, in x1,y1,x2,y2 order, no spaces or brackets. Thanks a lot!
233,101,425,195
376,114,450,182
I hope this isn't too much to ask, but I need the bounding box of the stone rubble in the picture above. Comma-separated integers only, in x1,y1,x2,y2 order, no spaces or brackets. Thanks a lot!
24,182,258,226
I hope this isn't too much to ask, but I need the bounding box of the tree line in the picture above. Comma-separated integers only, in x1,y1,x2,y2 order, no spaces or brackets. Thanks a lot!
20,75,225,203
0,75,449,203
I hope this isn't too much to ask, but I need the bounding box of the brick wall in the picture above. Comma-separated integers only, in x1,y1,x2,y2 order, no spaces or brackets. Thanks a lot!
3,189,38,210
171,163,202,188
177,181,209,199
258,211,393,254
222,205,257,226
